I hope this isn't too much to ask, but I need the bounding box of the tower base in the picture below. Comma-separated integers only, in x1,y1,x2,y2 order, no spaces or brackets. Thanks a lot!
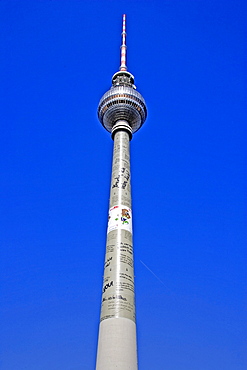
96,317,138,370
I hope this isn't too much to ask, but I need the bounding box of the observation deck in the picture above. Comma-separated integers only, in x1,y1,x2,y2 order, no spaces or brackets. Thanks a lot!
98,77,147,135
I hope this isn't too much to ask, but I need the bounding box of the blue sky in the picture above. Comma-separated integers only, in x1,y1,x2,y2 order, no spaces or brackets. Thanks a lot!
1,1,246,369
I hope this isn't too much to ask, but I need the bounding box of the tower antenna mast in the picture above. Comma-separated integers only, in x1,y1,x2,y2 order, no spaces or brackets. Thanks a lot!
120,14,127,71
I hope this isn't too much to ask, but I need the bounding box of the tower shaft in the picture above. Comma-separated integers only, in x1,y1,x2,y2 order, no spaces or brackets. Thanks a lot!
96,125,137,369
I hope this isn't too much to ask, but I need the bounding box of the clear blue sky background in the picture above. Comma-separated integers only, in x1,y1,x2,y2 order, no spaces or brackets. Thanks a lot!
1,1,246,369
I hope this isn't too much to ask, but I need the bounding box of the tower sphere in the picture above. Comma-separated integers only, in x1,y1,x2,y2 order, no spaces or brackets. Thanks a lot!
98,72,147,136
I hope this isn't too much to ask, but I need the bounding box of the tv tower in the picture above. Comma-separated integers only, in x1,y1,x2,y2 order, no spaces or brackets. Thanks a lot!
96,14,147,370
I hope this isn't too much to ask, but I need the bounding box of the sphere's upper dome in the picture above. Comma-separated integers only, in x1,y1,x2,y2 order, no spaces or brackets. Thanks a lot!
98,85,147,134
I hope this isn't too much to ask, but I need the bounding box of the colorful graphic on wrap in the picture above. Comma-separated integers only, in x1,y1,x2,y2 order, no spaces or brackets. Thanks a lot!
107,205,132,234
121,209,131,224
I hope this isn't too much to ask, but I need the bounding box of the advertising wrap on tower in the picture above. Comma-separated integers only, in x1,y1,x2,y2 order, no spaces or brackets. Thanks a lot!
100,132,135,323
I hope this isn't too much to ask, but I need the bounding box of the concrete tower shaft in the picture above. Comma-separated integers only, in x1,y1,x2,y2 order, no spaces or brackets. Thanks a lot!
96,15,147,370
96,129,137,369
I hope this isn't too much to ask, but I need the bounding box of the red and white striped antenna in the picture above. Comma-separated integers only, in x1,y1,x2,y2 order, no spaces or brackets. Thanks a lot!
120,14,127,71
